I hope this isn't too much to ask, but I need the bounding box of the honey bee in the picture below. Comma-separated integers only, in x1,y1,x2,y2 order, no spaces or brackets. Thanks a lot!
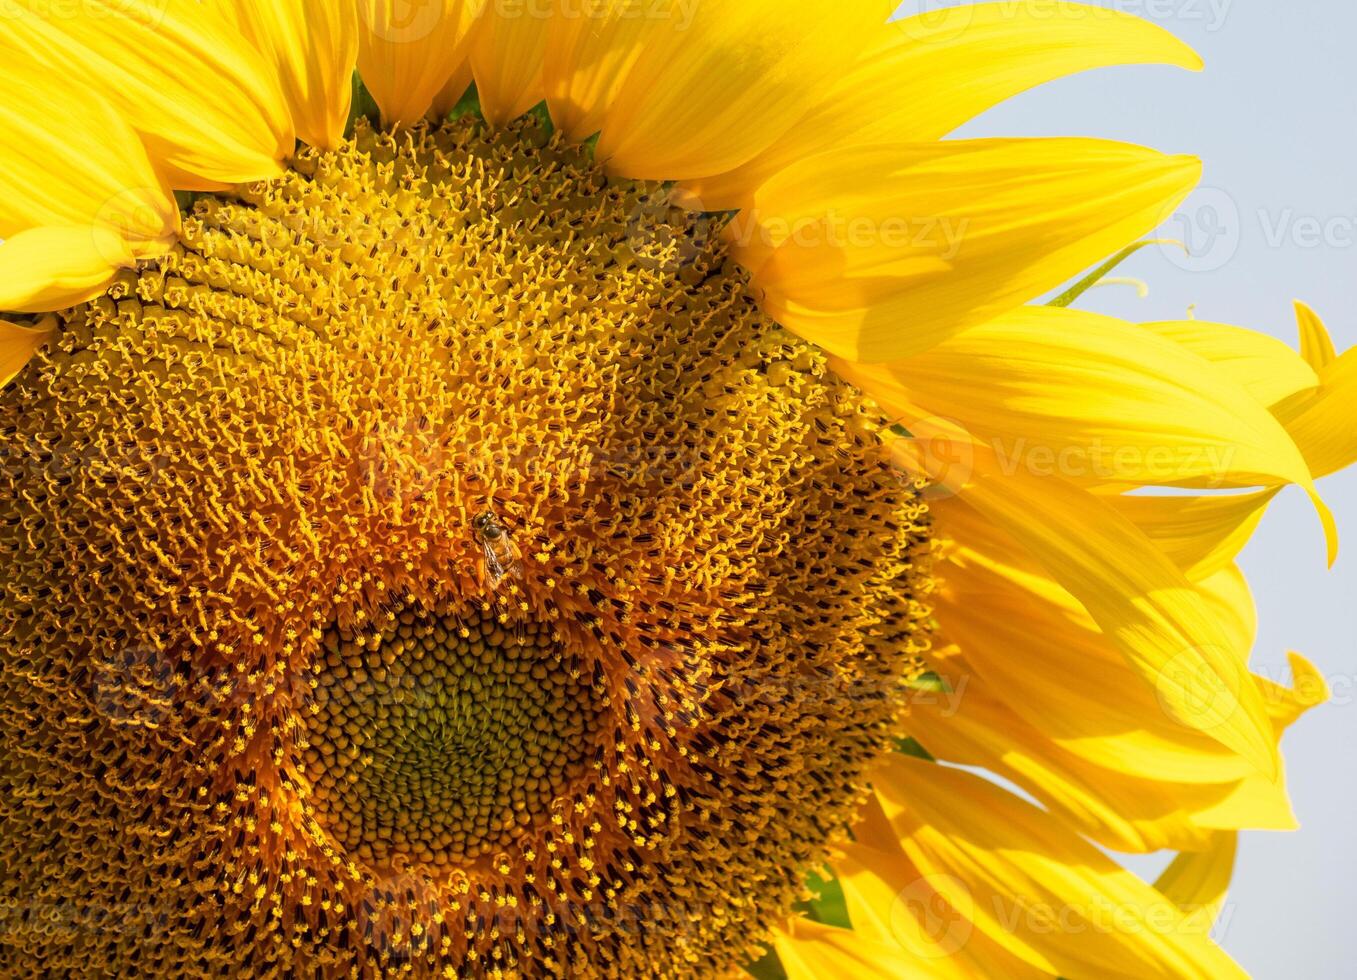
472,510,523,590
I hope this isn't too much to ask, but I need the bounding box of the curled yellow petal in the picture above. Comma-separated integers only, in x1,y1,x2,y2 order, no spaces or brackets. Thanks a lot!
1155,833,1237,932
218,0,359,150
733,139,1199,363
1295,299,1337,371
594,0,894,180
357,0,485,126
4,0,292,190
685,0,1202,209
1273,305,1357,479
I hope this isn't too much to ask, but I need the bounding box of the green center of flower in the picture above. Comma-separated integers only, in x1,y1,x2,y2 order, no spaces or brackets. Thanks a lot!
303,604,604,870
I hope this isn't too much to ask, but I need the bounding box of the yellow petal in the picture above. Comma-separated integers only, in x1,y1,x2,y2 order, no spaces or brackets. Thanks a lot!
469,0,551,127
1295,299,1337,371
1110,491,1279,581
4,0,292,190
735,139,1199,362
684,0,1202,209
833,841,1046,979
1,316,55,390
873,754,1246,979
1141,318,1318,408
356,0,485,126
0,68,178,262
593,0,894,180
0,226,130,316
218,0,359,150
1155,833,1237,932
1272,307,1357,479
902,652,1295,853
544,0,675,140
918,454,1280,776
1257,651,1329,731
772,917,936,980
855,305,1321,492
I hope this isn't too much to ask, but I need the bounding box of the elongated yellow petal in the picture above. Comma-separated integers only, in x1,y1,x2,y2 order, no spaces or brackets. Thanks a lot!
772,917,936,980
470,0,551,127
1142,318,1319,408
902,653,1295,853
1155,833,1237,932
684,0,1201,209
544,0,677,139
357,0,485,126
0,226,131,315
1,316,55,390
0,65,178,254
1111,491,1279,581
1295,299,1337,371
218,0,358,150
873,754,1247,979
735,139,1198,363
908,450,1280,776
863,305,1321,491
4,0,292,190
593,0,893,180
833,843,1047,979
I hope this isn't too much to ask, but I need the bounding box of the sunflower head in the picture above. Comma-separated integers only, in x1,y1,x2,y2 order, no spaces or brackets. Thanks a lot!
0,113,932,974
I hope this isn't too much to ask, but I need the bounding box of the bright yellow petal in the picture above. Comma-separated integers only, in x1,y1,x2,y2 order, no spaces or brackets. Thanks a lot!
902,652,1296,853
1110,491,1279,581
873,754,1246,979
4,0,292,190
356,0,485,126
683,0,1202,209
1,315,56,390
0,65,178,256
1141,318,1318,408
1155,833,1237,932
833,841,1047,979
0,226,130,316
593,0,894,180
217,0,359,150
734,139,1199,363
1295,299,1337,372
1273,307,1357,479
907,451,1280,776
772,917,935,980
857,305,1322,491
544,0,671,140
469,1,551,127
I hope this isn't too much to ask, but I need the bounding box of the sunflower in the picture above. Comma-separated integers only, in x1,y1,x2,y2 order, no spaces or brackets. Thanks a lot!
0,1,1353,977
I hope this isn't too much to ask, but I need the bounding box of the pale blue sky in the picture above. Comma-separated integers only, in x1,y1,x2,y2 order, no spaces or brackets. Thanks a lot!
896,0,1355,976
